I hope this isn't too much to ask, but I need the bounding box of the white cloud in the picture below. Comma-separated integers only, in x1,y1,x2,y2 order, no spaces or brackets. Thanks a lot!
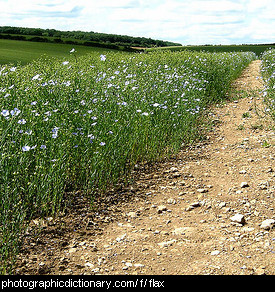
0,0,274,45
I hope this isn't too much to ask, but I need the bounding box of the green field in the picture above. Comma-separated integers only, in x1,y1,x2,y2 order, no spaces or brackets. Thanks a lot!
0,39,118,65
1,38,275,66
147,44,275,57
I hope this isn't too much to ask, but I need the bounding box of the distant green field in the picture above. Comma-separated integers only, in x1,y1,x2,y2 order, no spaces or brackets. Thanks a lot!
0,39,118,65
2,38,274,66
147,44,275,57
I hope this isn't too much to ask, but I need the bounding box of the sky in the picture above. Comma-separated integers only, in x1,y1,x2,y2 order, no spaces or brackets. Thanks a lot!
0,0,274,45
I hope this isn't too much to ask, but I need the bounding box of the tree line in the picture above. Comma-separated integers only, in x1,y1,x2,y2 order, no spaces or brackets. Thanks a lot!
0,26,182,48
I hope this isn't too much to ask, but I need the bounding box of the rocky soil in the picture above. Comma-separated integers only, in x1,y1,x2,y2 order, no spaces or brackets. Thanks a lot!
15,60,274,275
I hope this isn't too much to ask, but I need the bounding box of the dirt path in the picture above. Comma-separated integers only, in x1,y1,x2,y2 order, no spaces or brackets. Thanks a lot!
16,60,275,275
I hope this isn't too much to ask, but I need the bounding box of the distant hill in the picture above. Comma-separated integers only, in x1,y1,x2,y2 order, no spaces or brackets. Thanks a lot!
0,26,182,50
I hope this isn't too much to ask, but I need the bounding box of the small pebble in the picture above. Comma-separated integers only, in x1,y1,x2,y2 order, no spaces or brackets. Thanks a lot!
240,182,249,188
230,214,246,225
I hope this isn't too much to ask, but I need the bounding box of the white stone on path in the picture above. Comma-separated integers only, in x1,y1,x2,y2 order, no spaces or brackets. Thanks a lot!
260,219,275,230
230,214,246,224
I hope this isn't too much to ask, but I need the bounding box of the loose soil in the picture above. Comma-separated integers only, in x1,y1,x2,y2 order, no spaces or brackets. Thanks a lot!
15,60,274,275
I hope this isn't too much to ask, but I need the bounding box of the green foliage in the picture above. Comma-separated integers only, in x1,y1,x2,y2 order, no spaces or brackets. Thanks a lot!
261,49,275,121
242,112,252,118
0,49,256,273
0,26,182,48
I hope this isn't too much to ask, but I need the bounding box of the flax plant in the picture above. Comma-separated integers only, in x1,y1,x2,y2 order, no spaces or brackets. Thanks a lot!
0,49,256,273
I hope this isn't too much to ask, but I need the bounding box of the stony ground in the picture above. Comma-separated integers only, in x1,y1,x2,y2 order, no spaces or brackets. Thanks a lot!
15,60,275,275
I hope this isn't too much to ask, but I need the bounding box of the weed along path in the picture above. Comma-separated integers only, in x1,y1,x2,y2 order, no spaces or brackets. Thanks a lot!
16,60,274,275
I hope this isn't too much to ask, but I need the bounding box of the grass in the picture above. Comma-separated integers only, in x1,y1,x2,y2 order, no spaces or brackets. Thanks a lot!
242,112,252,118
261,140,271,148
250,124,264,130
237,124,245,130
0,48,257,273
0,39,119,65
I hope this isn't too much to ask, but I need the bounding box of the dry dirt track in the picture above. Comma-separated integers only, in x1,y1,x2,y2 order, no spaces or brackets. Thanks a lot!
16,60,275,275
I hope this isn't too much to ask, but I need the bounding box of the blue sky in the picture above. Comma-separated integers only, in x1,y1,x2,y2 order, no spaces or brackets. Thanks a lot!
0,0,274,45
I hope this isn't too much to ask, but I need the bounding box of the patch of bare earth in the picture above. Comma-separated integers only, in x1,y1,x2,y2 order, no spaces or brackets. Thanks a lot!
15,60,274,275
